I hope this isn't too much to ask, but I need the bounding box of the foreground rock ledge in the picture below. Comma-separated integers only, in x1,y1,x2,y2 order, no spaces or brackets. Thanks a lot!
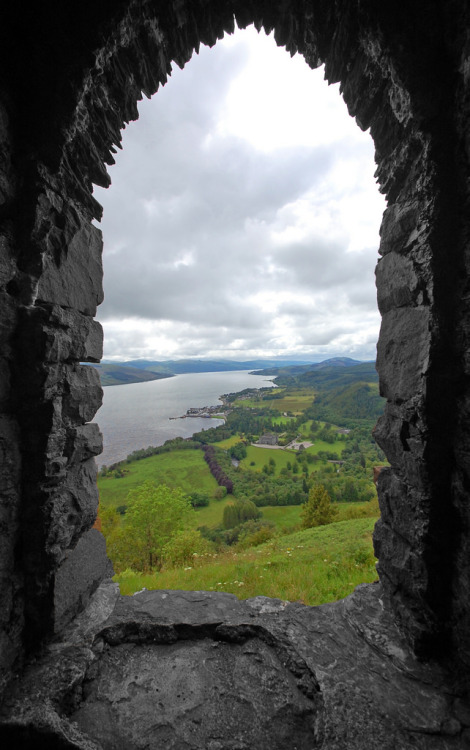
0,583,468,749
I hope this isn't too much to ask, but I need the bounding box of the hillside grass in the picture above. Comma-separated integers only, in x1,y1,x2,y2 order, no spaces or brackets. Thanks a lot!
239,445,297,474
115,517,379,604
194,497,379,534
193,496,232,527
214,435,243,450
264,390,315,413
261,500,379,533
271,415,295,425
305,438,344,457
98,449,218,509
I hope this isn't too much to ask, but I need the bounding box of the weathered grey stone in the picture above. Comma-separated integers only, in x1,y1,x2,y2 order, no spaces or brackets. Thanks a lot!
36,218,104,316
63,364,103,423
73,637,322,749
376,306,431,403
54,529,114,633
378,201,421,256
376,250,421,314
45,458,100,557
47,306,104,363
1,0,470,740
68,423,103,462
1,585,466,749
0,101,15,210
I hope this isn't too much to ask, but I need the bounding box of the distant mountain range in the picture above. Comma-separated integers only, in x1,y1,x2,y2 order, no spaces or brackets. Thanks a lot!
90,356,369,387
253,357,364,377
89,363,171,387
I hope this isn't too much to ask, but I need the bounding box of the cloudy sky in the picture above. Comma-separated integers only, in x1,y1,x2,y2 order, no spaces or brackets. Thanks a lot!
93,26,386,363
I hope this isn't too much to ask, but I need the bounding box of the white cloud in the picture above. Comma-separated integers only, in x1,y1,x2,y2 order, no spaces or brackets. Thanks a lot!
93,25,386,363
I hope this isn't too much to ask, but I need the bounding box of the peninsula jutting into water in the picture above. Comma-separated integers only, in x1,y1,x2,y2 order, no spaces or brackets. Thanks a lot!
94,370,276,468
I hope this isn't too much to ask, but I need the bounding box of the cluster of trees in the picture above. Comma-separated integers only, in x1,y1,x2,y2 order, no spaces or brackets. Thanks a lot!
101,482,211,572
222,499,261,529
199,518,275,548
202,445,233,493
229,442,247,461
192,425,231,443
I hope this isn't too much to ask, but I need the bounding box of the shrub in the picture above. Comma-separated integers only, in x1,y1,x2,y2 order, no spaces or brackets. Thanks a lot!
189,492,210,507
162,528,213,567
237,521,276,549
213,486,227,500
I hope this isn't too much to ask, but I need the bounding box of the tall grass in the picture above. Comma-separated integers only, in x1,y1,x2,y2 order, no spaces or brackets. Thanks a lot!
115,517,378,605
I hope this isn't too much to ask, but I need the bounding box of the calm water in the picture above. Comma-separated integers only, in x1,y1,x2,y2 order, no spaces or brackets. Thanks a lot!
93,370,275,467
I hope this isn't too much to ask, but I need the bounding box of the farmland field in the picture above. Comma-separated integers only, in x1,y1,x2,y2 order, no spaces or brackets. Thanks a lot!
98,449,218,509
239,445,297,474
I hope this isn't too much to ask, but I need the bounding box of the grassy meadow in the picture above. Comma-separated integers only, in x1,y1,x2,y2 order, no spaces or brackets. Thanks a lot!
264,390,315,413
98,449,218,509
115,517,379,604
239,445,297,474
99,372,384,607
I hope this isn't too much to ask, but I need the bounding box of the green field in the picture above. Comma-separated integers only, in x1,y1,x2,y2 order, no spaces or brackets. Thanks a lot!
100,366,384,609
193,496,232,527
98,449,218,509
214,435,243,450
255,500,379,534
305,439,344,457
237,440,345,475
239,445,296,474
266,389,315,413
115,517,378,605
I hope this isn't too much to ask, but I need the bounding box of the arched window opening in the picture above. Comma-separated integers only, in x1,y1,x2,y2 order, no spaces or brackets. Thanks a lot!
92,26,386,601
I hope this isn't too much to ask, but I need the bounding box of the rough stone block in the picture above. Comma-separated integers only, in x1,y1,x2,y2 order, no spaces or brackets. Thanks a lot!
47,306,103,363
378,201,420,256
0,291,17,353
376,306,431,403
376,251,420,314
0,358,10,407
46,458,99,561
36,219,103,316
376,468,425,546
0,102,15,209
54,528,113,633
63,364,103,423
67,423,103,462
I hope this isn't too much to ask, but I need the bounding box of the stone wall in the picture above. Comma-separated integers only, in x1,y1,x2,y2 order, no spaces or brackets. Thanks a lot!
0,0,470,697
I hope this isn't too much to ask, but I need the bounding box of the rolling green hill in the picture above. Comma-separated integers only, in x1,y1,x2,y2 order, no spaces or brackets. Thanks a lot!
255,361,383,427
89,364,172,387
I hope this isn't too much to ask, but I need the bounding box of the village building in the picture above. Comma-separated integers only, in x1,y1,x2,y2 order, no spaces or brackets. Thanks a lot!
258,433,278,446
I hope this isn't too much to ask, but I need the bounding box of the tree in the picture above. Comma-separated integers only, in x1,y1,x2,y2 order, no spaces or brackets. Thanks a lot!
117,482,194,571
223,499,261,529
301,484,338,529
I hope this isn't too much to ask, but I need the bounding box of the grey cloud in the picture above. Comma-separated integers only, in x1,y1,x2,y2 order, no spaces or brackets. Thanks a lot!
95,29,383,361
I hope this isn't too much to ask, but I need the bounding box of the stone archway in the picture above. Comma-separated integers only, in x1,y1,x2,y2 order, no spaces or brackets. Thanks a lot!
1,0,470,725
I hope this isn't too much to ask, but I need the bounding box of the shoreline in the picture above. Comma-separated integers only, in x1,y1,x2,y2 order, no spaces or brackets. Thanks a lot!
95,372,276,468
